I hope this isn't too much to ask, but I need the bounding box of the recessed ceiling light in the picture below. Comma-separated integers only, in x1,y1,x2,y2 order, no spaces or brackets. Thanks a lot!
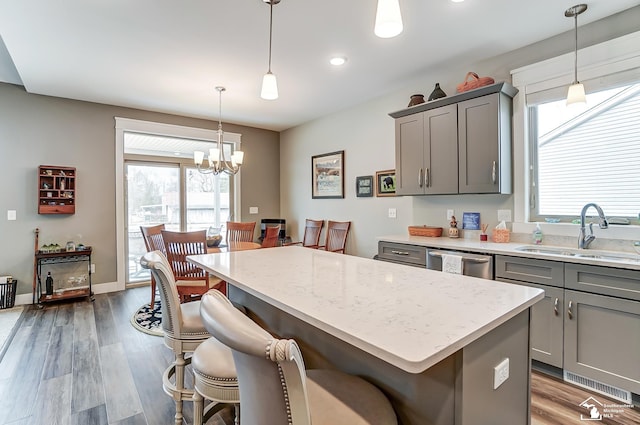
330,56,347,66
451,0,464,3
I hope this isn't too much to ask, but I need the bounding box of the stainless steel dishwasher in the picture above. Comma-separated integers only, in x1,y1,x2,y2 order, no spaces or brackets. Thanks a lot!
426,249,494,279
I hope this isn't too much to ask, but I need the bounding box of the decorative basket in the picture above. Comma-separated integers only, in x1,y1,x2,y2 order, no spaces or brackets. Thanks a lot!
408,226,443,237
456,72,495,93
492,229,510,243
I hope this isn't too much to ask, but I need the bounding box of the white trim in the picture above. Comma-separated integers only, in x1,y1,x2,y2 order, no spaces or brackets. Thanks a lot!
510,31,640,240
114,117,242,291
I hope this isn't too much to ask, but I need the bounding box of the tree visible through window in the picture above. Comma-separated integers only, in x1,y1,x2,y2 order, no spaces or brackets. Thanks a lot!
530,83,640,221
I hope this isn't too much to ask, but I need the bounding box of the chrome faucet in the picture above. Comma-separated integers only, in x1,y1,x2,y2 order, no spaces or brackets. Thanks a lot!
578,203,609,249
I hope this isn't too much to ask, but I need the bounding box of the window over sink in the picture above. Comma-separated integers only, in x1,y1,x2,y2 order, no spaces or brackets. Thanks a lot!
512,31,640,227
529,82,640,221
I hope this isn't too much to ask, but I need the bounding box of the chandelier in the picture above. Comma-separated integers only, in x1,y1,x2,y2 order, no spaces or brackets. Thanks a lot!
193,86,244,175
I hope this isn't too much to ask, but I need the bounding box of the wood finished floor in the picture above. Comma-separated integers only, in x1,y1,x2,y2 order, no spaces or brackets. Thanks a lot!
0,285,637,425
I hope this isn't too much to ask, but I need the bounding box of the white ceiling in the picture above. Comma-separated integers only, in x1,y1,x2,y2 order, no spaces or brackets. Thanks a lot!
0,0,637,131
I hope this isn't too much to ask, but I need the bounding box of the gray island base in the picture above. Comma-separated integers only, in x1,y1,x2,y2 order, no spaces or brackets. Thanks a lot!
187,246,543,425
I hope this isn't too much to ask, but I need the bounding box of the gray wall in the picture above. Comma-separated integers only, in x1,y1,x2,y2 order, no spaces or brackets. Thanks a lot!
280,6,640,259
0,83,279,296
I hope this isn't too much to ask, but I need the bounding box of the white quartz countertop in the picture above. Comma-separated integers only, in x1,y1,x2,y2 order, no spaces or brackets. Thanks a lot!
378,235,640,271
188,246,543,374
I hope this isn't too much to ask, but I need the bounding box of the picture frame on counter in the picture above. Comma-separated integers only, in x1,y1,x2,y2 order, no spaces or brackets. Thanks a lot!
312,150,344,199
355,175,373,197
376,170,396,197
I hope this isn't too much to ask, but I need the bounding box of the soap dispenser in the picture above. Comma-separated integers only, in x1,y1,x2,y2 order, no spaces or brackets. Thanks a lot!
532,223,543,245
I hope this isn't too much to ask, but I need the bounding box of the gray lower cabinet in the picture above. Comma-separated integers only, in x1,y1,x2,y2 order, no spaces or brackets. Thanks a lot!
497,255,640,395
564,290,640,394
495,256,565,368
376,241,427,268
563,264,640,395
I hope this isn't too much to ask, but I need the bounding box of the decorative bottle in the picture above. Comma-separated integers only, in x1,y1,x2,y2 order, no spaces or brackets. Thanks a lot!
45,272,54,295
428,83,447,101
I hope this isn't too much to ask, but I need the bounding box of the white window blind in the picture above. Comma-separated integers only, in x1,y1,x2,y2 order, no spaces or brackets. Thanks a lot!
532,83,640,218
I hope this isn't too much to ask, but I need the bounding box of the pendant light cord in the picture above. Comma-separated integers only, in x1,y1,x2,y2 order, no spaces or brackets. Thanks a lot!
573,12,578,83
267,1,273,73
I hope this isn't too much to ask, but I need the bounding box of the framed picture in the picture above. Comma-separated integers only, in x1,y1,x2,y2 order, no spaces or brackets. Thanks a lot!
312,150,344,199
356,175,374,197
376,169,396,197
462,212,481,230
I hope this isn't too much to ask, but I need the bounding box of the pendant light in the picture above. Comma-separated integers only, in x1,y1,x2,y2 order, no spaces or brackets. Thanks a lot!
193,87,244,175
375,0,403,38
261,0,280,100
565,4,587,106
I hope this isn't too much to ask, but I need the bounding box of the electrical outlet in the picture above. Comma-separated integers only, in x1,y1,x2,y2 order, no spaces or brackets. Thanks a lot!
249,206,259,214
497,209,512,222
7,210,16,221
388,208,397,219
493,358,510,389
91,264,96,274
447,209,454,220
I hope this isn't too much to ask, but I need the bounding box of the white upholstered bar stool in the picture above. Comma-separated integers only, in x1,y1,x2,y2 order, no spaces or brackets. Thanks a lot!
200,290,398,425
192,336,240,425
140,251,239,425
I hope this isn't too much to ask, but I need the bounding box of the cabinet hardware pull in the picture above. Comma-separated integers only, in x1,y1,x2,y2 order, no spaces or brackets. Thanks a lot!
391,250,409,255
567,300,573,319
554,298,559,316
418,169,423,188
492,161,496,184
425,168,430,187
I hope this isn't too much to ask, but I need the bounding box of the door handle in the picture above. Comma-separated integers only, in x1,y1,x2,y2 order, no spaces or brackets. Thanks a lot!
418,168,423,188
567,300,573,320
425,168,430,187
492,161,496,184
554,298,559,316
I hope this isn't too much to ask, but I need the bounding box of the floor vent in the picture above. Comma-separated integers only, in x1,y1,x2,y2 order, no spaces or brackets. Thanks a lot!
563,371,632,404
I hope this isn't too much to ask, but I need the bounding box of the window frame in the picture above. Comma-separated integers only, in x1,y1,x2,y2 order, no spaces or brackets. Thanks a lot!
510,31,640,239
115,117,242,292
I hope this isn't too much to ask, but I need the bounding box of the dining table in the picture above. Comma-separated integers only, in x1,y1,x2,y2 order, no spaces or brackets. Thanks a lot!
187,246,543,425
207,241,261,254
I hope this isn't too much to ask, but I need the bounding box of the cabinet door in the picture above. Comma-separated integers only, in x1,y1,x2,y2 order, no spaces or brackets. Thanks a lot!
423,104,458,194
458,93,512,194
564,290,640,394
497,278,564,368
395,113,425,195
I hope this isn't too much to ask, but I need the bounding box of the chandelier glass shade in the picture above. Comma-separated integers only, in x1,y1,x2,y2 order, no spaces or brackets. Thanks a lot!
193,87,244,175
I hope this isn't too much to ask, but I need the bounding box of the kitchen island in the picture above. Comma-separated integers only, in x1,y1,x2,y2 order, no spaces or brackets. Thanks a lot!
188,246,544,425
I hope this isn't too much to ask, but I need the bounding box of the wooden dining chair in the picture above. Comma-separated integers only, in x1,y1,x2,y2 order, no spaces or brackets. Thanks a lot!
162,230,223,302
285,219,324,248
199,289,398,425
260,225,280,248
226,221,256,244
140,224,166,306
319,220,351,254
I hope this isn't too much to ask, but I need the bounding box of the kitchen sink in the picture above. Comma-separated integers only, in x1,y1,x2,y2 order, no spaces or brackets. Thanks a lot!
515,245,640,264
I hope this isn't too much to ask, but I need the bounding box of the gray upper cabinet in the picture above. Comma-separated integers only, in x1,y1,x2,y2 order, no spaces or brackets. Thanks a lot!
390,83,517,196
458,93,512,194
395,104,458,195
